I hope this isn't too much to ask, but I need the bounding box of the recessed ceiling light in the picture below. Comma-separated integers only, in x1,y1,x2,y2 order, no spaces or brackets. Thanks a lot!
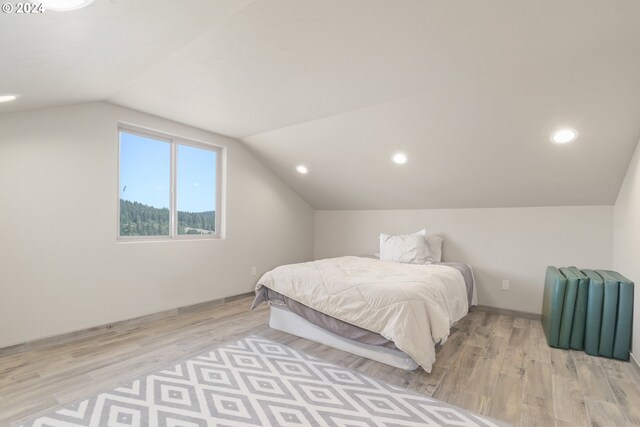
392,153,408,164
550,128,578,144
35,0,94,11
0,94,20,103
296,165,308,174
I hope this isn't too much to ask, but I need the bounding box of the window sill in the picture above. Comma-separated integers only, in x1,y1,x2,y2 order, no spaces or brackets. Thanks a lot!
117,235,223,244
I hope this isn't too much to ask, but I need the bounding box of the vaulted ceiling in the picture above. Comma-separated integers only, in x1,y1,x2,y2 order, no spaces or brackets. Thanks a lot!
2,0,640,209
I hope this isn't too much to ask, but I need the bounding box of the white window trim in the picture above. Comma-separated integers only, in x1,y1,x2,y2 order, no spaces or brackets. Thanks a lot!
117,123,225,242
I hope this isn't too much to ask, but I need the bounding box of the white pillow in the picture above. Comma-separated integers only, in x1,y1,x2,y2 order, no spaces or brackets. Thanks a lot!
425,235,443,262
410,228,443,263
413,228,427,236
379,233,429,264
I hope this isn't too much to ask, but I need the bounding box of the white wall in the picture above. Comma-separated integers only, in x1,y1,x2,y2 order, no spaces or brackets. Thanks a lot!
613,138,640,357
315,207,613,313
0,102,314,348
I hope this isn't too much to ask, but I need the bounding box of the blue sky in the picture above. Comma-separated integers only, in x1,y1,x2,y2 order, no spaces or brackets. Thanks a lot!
120,132,216,212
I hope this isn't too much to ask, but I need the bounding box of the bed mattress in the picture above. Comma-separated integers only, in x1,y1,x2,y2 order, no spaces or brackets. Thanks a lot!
253,260,476,351
252,257,476,371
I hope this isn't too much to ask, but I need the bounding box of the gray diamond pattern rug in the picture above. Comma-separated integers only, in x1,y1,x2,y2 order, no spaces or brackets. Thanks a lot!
15,336,510,426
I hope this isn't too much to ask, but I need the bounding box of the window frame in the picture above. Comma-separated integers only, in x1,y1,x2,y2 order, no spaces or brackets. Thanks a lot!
117,124,224,242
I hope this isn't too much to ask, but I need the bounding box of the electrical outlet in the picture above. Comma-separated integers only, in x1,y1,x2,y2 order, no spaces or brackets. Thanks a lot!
502,280,510,291
250,266,257,276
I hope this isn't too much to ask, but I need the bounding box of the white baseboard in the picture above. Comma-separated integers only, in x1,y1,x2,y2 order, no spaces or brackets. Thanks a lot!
630,352,640,374
0,291,255,356
473,305,541,320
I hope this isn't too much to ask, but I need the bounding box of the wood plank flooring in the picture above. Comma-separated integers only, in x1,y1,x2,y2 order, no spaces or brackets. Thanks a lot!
1,296,640,426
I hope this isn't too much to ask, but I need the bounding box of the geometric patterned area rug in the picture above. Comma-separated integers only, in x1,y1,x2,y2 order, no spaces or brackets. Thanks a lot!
16,336,510,426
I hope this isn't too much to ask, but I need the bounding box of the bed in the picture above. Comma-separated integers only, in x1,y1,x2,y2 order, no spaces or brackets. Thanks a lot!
252,255,477,372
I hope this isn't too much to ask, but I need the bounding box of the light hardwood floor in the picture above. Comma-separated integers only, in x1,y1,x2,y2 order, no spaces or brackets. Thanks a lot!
1,296,640,426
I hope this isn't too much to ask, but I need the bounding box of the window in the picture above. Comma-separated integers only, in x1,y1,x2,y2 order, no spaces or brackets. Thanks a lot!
118,126,222,240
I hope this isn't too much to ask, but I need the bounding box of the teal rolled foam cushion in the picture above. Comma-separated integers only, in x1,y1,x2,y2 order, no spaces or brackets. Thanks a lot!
607,271,633,361
558,267,579,349
569,267,589,350
582,270,603,356
596,270,619,358
541,266,567,348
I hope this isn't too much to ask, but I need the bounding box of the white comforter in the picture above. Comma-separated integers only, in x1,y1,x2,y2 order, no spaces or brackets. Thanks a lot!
256,256,469,372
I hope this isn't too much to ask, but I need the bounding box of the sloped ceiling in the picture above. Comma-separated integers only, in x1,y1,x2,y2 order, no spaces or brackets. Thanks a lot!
1,0,639,209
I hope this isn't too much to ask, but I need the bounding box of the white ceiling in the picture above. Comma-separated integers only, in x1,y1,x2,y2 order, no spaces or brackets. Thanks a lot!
2,0,640,209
